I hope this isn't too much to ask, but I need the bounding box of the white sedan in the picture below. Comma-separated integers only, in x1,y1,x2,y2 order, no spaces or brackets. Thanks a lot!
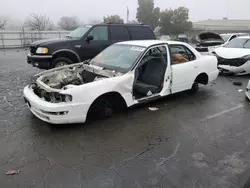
213,36,250,75
23,40,219,124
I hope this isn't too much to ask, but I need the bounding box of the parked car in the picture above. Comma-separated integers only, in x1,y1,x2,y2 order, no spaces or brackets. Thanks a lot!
177,34,188,43
23,40,219,124
246,80,250,100
27,24,156,69
213,36,250,75
220,33,249,44
195,31,224,54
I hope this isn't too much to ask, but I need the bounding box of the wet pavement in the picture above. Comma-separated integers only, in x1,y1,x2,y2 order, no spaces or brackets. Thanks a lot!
0,49,250,188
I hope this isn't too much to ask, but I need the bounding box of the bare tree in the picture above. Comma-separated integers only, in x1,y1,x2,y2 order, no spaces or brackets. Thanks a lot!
25,14,53,31
58,16,79,31
0,19,7,30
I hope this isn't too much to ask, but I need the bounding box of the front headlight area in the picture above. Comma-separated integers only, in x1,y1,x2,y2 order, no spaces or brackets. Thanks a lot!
36,47,49,54
30,83,72,103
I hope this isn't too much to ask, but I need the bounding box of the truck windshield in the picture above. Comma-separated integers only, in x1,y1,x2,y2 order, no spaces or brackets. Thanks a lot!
66,26,92,38
90,44,146,73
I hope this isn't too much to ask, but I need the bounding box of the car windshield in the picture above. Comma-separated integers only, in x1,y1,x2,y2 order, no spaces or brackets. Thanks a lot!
66,26,92,38
90,44,146,73
224,38,250,48
220,35,231,42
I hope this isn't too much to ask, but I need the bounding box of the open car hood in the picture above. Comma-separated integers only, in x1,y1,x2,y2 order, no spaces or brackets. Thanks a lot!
196,32,224,46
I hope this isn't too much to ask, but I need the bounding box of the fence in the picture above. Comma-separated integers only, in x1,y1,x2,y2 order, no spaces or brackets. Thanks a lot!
0,30,70,49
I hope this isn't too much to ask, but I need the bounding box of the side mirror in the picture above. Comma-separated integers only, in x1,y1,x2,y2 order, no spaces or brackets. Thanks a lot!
86,35,94,43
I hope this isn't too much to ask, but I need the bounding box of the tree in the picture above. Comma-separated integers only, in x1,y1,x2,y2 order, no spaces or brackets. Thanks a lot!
25,14,53,31
58,16,79,30
159,7,193,35
0,18,7,30
136,0,160,30
103,15,124,24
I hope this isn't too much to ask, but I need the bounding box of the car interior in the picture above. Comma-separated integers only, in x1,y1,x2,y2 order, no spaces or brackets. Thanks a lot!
133,46,168,99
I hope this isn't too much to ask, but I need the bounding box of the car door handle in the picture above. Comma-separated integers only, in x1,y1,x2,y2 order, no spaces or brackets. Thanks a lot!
74,45,81,49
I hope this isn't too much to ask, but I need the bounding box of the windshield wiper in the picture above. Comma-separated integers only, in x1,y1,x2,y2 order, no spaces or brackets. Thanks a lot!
65,35,72,39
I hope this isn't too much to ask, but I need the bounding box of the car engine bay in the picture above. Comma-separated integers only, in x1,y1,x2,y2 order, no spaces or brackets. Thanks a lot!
31,64,115,103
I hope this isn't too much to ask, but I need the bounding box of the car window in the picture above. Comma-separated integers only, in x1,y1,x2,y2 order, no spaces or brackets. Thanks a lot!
170,45,196,65
224,38,249,48
244,40,250,48
88,26,108,41
127,26,155,40
110,26,130,41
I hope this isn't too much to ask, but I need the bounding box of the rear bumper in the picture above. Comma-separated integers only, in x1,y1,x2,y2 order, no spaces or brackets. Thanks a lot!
23,85,89,124
27,54,53,69
209,69,219,82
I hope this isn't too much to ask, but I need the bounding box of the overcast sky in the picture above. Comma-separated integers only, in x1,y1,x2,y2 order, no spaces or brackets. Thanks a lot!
1,0,250,23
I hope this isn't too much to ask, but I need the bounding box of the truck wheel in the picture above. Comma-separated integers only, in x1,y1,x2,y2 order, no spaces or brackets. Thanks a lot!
52,57,73,68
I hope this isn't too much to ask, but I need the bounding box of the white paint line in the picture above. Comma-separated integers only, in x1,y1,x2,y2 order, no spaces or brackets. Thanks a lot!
203,104,245,121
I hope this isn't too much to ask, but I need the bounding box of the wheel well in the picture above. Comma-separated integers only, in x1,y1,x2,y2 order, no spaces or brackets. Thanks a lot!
52,51,80,63
87,92,127,117
195,73,209,85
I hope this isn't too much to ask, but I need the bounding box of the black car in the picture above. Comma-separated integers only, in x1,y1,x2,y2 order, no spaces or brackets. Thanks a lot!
27,23,156,69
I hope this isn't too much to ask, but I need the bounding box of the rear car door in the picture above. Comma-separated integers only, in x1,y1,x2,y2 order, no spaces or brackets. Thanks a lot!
110,25,130,43
169,44,198,93
127,26,156,40
80,25,112,60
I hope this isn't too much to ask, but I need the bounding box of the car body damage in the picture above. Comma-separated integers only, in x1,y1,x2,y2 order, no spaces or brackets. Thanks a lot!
246,80,250,100
195,32,224,54
23,40,219,124
213,36,250,75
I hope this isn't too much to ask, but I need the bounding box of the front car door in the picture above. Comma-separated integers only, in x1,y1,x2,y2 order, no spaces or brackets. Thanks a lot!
132,44,172,102
80,25,111,60
169,44,198,93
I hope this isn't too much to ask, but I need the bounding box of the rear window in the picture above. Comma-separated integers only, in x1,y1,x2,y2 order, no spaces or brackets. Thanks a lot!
110,26,130,41
127,26,155,40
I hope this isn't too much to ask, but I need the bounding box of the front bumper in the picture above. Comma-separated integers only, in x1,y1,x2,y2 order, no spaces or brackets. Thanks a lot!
218,63,250,75
23,85,89,124
27,54,53,69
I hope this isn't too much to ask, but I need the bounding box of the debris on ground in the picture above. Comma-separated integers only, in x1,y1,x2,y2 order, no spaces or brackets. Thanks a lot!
5,170,20,175
238,89,243,92
233,81,243,86
149,107,159,111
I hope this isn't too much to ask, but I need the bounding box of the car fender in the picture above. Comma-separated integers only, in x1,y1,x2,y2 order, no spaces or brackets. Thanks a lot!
52,49,81,62
61,71,135,107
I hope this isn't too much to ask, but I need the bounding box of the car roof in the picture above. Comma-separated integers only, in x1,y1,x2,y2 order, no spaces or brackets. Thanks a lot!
238,36,250,39
220,33,249,36
117,40,186,47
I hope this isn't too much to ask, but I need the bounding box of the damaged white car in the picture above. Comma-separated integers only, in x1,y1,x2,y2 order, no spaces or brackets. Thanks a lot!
23,40,219,124
213,36,250,75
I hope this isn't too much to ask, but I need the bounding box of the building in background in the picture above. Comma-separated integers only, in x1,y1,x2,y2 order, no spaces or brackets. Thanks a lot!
189,18,250,37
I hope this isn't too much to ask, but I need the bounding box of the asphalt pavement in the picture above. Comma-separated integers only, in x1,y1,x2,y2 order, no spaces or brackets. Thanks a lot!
1,49,250,188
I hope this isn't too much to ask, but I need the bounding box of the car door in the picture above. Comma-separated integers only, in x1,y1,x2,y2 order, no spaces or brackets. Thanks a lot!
169,44,198,93
80,25,112,60
110,25,130,43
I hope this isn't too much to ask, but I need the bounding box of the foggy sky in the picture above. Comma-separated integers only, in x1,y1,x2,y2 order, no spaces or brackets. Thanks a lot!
1,0,250,23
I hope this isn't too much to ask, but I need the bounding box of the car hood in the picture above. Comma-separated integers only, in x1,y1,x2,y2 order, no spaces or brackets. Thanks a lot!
30,38,72,47
196,32,224,45
214,47,250,59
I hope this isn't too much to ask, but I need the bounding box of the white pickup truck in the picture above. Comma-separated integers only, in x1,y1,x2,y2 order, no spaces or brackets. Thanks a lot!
23,40,219,124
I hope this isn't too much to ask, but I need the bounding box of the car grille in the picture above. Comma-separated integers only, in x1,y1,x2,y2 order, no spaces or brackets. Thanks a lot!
30,46,36,54
217,57,247,67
